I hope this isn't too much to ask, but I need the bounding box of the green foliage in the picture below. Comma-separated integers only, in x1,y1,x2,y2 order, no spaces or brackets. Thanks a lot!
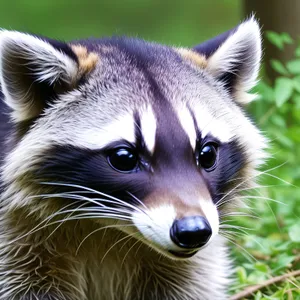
274,77,294,107
265,32,293,50
0,0,239,46
230,32,300,299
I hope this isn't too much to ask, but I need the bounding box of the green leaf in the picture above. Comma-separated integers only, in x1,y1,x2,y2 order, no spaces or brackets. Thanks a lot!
292,93,300,109
266,31,284,50
236,267,247,284
270,288,286,298
271,115,286,128
254,291,262,300
293,76,300,93
286,59,300,74
263,296,281,300
254,262,269,273
281,32,293,44
270,59,289,75
273,254,295,271
256,82,274,102
248,271,268,284
274,77,294,106
273,241,292,252
276,134,294,148
289,223,300,242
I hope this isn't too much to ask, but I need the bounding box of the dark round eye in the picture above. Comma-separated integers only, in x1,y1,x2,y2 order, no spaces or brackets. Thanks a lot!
198,143,218,170
108,148,138,172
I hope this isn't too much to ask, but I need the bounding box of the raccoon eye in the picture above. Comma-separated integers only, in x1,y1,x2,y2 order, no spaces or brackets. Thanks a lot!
198,143,218,171
108,148,138,173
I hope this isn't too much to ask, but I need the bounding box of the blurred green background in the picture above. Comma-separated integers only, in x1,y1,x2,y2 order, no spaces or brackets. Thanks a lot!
0,0,240,45
0,1,299,299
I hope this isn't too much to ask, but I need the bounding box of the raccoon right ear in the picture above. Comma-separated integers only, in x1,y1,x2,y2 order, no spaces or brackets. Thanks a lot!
0,31,98,122
193,17,262,105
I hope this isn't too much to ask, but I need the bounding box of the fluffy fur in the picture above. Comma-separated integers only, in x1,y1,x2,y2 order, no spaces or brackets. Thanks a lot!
0,17,267,299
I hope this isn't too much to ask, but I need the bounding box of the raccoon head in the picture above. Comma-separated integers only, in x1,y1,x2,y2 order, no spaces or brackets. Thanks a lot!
0,18,267,259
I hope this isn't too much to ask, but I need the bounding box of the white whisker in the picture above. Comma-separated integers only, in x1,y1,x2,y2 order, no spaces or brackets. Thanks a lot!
121,237,141,266
126,191,148,211
222,233,257,263
39,182,147,215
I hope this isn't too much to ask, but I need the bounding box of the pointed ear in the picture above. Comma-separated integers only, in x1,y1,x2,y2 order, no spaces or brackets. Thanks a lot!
194,17,262,105
0,31,98,122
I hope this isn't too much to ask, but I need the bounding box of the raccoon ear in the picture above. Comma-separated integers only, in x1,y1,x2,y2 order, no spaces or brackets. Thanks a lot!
0,31,97,122
194,17,262,104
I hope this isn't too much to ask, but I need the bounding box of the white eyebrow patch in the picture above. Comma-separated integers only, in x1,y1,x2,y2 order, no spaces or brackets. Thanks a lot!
193,105,234,143
140,106,157,154
176,105,197,149
76,114,136,149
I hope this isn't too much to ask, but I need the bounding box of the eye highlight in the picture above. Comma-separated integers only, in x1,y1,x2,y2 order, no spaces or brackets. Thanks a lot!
197,143,218,171
108,147,139,173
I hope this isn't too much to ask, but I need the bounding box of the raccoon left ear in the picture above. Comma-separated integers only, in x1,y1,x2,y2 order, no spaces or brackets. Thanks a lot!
194,17,262,104
0,31,98,122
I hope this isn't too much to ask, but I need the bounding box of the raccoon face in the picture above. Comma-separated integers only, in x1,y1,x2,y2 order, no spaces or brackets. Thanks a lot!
0,18,266,259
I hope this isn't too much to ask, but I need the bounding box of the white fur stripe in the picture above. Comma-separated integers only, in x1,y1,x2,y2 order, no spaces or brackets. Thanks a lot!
78,114,136,149
176,105,197,149
193,104,233,143
140,106,157,154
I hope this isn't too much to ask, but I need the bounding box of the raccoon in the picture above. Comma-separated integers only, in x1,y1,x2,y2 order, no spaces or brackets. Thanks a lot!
0,18,267,300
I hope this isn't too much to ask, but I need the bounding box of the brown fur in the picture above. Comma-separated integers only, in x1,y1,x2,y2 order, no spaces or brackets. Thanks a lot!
175,48,208,69
143,190,206,219
71,44,99,77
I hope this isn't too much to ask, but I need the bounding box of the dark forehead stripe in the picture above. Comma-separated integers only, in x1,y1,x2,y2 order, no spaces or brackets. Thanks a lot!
188,105,201,143
153,102,192,165
133,111,146,152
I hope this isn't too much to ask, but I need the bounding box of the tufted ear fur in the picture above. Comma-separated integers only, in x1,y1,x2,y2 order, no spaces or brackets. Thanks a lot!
0,31,97,122
194,17,262,104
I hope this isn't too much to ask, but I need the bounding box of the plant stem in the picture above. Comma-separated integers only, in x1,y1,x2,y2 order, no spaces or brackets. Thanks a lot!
230,270,300,300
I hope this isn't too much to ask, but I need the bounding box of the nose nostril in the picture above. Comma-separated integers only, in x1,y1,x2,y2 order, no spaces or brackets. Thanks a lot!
170,216,212,249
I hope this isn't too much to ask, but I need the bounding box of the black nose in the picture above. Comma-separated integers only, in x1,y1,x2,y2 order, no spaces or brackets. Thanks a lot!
170,216,212,249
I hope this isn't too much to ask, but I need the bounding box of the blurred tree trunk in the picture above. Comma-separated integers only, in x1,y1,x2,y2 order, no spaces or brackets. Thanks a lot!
243,0,300,81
